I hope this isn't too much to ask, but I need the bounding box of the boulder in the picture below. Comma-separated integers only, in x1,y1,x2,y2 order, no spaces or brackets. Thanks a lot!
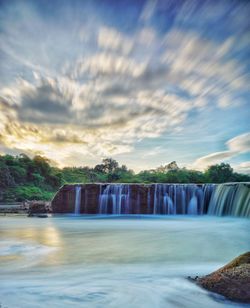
197,252,250,303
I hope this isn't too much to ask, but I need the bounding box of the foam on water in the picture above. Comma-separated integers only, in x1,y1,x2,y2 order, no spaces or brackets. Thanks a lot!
0,240,54,256
0,239,56,270
0,265,242,308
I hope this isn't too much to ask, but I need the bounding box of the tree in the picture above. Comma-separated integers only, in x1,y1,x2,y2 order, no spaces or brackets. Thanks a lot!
94,158,119,174
230,172,250,182
0,163,14,188
166,161,179,171
156,161,179,173
94,164,106,173
47,173,63,189
102,158,119,173
33,155,51,177
205,163,234,183
186,169,205,183
8,165,26,184
137,170,160,183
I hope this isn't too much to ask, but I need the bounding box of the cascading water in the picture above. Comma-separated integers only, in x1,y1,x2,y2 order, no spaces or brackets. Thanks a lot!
153,184,214,215
53,182,249,217
207,182,250,217
74,186,81,214
98,183,215,215
99,184,130,214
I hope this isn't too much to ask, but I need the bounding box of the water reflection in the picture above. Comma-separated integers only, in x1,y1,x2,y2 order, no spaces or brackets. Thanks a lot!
0,219,62,267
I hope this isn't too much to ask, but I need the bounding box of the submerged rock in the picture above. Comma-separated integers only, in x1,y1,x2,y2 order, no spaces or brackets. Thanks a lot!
197,252,250,303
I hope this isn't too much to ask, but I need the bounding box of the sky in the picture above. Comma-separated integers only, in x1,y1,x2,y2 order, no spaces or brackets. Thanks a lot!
0,0,249,173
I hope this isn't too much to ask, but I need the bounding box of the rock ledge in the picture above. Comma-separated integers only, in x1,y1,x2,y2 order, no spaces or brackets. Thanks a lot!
197,252,250,303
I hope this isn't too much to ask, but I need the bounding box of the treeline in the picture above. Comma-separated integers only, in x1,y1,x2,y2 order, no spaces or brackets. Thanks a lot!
0,154,249,202
0,154,62,202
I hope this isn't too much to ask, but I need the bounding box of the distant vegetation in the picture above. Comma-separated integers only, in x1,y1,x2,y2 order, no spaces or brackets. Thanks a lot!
0,154,249,202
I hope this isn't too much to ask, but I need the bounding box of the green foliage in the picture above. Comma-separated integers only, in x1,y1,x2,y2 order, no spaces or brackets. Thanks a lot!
8,165,26,184
30,173,45,186
6,185,54,201
0,154,63,202
0,154,249,202
62,167,92,183
204,163,234,183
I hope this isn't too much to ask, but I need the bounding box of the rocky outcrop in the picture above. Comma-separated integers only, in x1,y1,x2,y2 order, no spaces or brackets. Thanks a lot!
197,252,250,303
27,201,51,216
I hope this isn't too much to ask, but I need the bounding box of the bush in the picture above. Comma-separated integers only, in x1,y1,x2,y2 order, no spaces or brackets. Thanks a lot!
8,185,54,201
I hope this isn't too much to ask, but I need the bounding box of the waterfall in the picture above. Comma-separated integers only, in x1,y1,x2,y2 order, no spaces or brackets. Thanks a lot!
98,183,215,215
99,184,130,214
153,184,214,215
207,183,250,217
74,186,81,214
53,182,249,217
188,195,198,214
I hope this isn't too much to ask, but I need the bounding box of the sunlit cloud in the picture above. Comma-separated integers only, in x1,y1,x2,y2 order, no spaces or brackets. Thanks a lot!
234,161,250,175
192,133,250,170
0,0,249,171
98,27,133,55
227,133,250,153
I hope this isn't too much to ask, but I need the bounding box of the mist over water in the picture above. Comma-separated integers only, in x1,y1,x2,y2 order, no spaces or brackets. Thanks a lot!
0,216,249,307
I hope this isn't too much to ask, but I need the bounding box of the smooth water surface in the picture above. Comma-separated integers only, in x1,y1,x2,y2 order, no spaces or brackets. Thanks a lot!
0,215,249,308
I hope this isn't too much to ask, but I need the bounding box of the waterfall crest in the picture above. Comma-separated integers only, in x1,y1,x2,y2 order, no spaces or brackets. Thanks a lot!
207,183,250,217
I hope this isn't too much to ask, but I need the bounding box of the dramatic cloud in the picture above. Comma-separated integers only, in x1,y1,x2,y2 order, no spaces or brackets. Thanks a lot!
0,0,249,170
98,27,133,55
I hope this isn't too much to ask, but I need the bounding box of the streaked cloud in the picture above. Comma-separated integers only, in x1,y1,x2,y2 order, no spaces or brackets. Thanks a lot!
0,0,249,170
234,161,250,175
98,27,133,55
227,133,250,153
193,133,250,170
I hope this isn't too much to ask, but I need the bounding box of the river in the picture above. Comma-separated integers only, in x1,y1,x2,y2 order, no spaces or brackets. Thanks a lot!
0,215,249,307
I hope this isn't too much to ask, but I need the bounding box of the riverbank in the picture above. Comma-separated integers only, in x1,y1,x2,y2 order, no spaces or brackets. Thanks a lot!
0,201,51,215
0,203,28,215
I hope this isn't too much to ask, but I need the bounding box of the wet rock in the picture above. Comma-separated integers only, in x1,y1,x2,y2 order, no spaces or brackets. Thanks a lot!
37,214,49,218
197,252,250,303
